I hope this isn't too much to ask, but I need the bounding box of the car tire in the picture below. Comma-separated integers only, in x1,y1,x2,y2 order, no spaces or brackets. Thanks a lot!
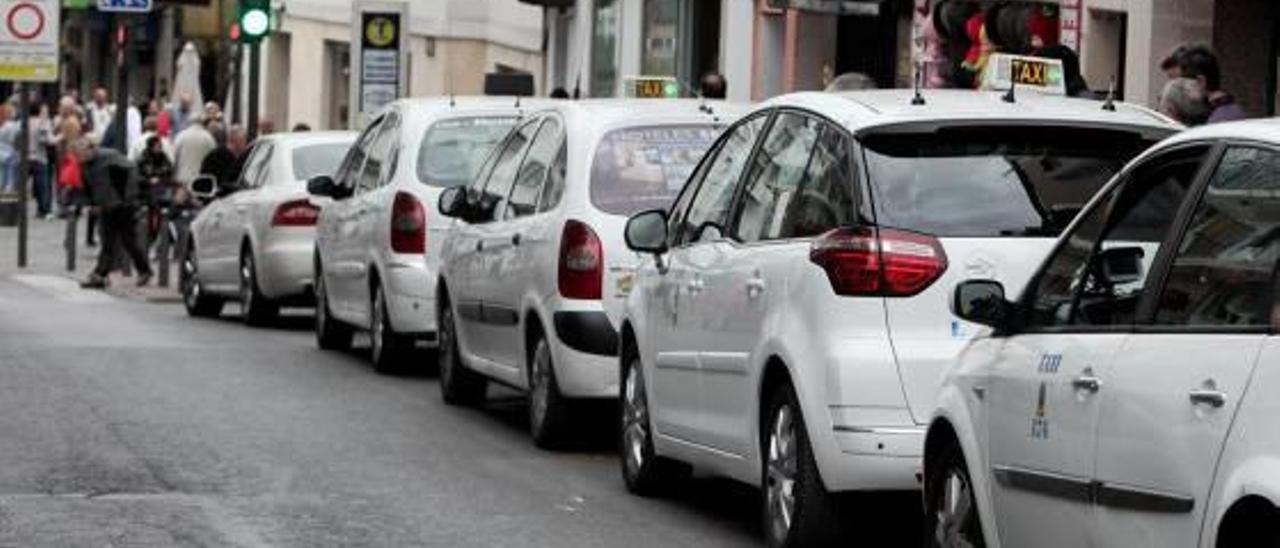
314,262,353,351
370,284,412,375
240,249,279,326
529,335,571,449
762,381,842,548
924,438,986,548
620,354,688,496
438,295,486,405
181,243,223,318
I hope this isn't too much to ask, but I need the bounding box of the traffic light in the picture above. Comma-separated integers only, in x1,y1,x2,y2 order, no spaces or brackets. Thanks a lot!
238,0,272,44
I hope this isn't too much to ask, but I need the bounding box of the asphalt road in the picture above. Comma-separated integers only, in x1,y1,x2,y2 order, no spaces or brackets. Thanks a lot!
0,219,919,547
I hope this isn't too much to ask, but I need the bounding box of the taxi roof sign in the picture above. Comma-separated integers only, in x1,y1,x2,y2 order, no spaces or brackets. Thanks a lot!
981,54,1066,96
623,76,681,99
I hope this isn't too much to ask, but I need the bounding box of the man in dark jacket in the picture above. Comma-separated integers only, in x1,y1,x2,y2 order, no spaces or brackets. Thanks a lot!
200,124,248,191
70,138,153,289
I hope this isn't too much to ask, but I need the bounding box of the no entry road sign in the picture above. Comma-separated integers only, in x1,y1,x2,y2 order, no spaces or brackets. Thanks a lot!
0,0,59,82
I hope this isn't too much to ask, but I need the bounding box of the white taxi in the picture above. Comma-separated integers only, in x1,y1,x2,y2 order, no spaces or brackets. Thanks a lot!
309,98,543,374
618,87,1179,547
434,99,746,447
927,119,1280,548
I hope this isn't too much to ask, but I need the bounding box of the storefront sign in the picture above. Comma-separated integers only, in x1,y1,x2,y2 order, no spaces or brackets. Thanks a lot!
0,0,59,82
351,1,408,128
1059,0,1081,51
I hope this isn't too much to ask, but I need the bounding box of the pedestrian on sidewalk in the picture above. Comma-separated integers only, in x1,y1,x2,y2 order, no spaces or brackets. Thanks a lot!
172,115,217,187
1158,77,1211,127
200,124,247,190
24,102,54,219
69,138,153,289
0,104,19,196
1177,45,1247,124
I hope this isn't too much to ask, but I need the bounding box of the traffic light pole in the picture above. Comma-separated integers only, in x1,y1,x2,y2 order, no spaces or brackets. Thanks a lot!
16,84,28,269
114,15,129,153
247,41,260,141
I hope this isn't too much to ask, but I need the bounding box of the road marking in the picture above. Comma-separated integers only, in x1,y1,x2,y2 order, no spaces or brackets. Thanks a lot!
9,274,114,304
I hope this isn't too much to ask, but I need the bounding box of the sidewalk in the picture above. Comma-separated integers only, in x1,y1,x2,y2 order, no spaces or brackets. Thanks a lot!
0,205,182,304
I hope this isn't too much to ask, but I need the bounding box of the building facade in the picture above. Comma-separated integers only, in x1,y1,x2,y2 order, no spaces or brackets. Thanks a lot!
259,0,545,130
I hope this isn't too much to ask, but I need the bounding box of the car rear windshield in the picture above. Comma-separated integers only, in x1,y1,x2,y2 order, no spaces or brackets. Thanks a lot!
862,126,1159,237
292,143,352,181
417,116,518,187
590,124,722,216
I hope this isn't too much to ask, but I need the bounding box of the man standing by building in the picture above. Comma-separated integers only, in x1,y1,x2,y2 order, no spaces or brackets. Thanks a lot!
1178,45,1247,124
68,138,153,289
172,116,217,187
86,87,116,143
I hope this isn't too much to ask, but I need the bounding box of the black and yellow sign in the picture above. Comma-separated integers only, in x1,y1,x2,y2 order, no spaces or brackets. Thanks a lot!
364,15,396,48
1010,58,1063,89
625,76,680,99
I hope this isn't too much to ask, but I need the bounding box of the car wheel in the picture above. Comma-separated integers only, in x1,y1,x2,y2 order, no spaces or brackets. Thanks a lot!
181,244,223,318
925,439,985,548
370,284,412,374
763,381,841,548
620,354,688,495
314,263,353,351
438,296,486,405
240,249,279,326
529,335,570,449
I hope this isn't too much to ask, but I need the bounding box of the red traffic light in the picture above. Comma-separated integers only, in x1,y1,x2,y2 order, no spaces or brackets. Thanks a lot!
229,21,241,41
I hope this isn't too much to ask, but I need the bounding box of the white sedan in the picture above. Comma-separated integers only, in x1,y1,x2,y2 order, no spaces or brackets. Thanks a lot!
182,131,357,324
926,119,1280,548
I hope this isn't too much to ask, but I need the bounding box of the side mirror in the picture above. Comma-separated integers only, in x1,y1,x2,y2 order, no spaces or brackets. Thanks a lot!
625,209,669,255
307,175,337,198
1098,246,1145,286
953,280,1011,330
191,175,217,200
438,186,467,219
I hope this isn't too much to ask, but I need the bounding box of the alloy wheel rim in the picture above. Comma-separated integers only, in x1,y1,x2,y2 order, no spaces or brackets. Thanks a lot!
182,255,198,306
765,404,798,543
372,290,385,363
935,467,978,548
439,305,455,385
531,345,550,430
622,364,648,476
240,258,254,312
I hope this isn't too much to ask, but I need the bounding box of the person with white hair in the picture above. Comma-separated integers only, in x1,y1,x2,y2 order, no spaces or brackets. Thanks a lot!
1159,77,1211,127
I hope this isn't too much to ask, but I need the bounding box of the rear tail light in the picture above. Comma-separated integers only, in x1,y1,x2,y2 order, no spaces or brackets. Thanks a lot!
558,219,603,300
809,227,947,297
390,192,427,254
272,199,320,226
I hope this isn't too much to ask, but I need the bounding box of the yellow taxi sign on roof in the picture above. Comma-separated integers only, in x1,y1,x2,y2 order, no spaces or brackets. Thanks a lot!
981,54,1067,96
623,76,681,99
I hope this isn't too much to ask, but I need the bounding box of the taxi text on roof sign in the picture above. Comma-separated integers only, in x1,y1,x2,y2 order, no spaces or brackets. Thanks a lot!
980,54,1067,96
623,76,681,99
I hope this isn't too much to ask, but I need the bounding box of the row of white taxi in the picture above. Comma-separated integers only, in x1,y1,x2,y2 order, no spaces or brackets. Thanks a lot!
178,81,1280,547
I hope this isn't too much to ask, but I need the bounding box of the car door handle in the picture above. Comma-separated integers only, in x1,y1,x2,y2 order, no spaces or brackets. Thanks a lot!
1072,374,1102,394
475,240,484,252
686,278,704,295
512,233,522,246
746,278,765,298
1190,380,1227,408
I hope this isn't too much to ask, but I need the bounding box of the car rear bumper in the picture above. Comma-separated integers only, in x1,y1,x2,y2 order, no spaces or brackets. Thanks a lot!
383,260,437,339
819,425,925,492
548,312,619,399
258,234,314,300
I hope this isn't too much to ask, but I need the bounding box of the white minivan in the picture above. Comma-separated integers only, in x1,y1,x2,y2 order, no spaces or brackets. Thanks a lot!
618,90,1179,546
927,120,1280,548
309,98,542,373
435,99,746,447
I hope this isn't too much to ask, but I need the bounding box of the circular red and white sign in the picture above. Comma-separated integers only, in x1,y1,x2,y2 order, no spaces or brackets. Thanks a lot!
6,2,45,41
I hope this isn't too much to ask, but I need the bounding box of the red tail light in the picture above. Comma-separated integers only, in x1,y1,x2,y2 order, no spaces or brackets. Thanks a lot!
810,227,947,297
272,199,320,226
390,192,427,254
558,219,603,300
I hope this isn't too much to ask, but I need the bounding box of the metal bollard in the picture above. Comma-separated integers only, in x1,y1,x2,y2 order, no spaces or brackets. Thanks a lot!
64,213,78,273
157,218,172,288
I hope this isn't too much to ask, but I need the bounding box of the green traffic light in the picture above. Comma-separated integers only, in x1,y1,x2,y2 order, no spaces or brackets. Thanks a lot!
238,0,272,42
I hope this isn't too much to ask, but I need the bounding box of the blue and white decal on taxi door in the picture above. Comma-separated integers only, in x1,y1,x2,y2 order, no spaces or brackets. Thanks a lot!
1030,352,1062,440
